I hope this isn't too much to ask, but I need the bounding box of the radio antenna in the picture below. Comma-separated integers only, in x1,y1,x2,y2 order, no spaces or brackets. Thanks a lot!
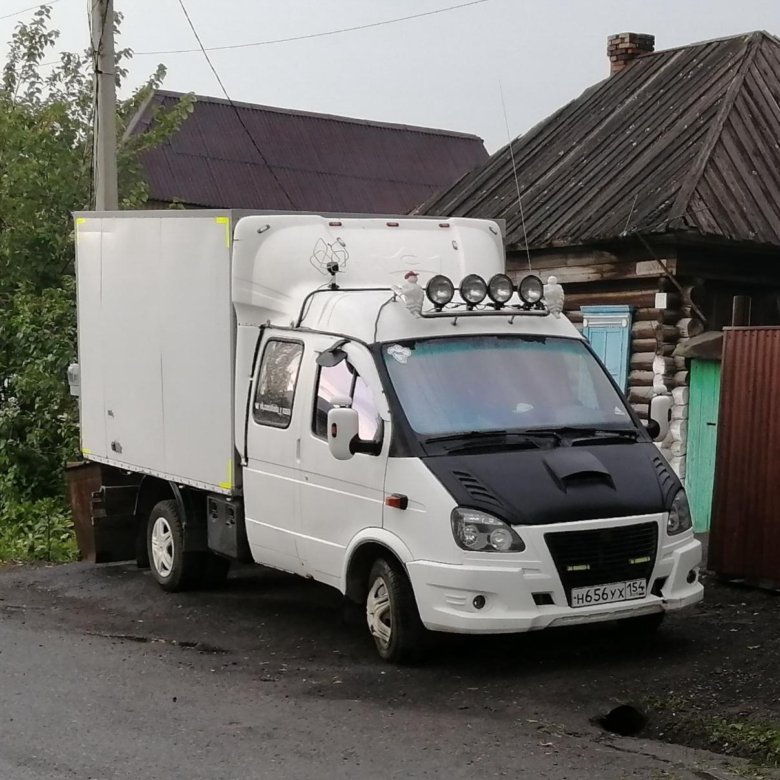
499,81,532,272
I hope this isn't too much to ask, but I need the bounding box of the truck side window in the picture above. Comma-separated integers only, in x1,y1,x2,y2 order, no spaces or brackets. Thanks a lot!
253,340,304,428
313,362,382,442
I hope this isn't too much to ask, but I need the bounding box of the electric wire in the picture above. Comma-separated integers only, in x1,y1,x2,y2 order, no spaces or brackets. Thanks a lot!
174,0,296,208
0,0,62,22
137,0,490,55
499,80,532,272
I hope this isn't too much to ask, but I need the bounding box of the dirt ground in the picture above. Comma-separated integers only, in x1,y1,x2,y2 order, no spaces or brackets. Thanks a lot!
0,559,778,774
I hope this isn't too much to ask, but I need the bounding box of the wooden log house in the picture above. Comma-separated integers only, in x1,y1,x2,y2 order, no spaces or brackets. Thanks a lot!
416,30,780,482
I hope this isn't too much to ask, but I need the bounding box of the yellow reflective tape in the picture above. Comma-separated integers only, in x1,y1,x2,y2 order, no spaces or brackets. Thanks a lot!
81,448,92,455
216,216,231,248
219,459,233,490
76,217,87,225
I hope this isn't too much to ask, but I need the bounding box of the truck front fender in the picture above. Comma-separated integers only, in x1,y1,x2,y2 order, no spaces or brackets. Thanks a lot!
341,528,415,600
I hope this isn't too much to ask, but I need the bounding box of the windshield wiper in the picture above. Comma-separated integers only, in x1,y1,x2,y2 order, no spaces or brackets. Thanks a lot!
524,426,639,443
423,429,558,452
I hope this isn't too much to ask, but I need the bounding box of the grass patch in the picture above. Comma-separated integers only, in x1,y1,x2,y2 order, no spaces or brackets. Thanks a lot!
645,697,780,769
0,498,78,563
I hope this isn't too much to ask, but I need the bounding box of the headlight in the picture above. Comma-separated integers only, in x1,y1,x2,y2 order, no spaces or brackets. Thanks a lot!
459,274,487,306
518,274,544,305
667,489,692,535
426,275,454,308
450,507,525,552
487,273,514,306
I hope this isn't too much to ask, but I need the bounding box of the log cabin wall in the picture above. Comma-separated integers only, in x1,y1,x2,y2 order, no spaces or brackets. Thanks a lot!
507,247,694,481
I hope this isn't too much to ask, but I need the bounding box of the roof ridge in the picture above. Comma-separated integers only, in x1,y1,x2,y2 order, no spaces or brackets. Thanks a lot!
666,33,762,230
641,29,768,58
150,89,484,142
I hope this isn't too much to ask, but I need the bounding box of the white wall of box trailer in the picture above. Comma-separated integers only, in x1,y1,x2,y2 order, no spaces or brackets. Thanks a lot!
74,211,237,494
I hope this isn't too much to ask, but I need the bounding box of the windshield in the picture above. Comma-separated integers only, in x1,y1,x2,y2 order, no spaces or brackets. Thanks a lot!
381,336,634,437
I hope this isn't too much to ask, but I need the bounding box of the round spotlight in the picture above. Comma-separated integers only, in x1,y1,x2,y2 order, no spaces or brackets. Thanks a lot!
487,274,514,306
518,274,544,305
460,274,488,306
426,275,455,308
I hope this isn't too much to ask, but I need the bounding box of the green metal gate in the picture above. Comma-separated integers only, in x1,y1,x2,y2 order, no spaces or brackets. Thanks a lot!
687,359,722,532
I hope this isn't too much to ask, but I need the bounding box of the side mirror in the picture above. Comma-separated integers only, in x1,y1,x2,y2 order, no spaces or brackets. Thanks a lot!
647,394,673,442
327,405,360,461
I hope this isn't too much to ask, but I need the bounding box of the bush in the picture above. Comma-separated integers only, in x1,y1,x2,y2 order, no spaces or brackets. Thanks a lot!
0,498,77,562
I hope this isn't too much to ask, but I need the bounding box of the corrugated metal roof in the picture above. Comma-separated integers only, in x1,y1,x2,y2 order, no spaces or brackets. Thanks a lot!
131,91,488,214
416,31,780,250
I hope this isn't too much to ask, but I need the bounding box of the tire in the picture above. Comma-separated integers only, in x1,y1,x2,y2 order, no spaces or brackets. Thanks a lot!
365,558,427,664
146,499,204,592
616,611,665,636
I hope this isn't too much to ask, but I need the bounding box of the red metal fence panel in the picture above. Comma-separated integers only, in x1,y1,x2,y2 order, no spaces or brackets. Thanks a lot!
709,327,780,586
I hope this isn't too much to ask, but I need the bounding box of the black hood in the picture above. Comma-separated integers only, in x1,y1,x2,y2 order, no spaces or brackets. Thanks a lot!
424,442,680,526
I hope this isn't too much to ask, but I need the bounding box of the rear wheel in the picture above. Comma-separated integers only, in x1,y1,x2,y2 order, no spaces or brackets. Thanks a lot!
147,500,204,592
366,558,427,664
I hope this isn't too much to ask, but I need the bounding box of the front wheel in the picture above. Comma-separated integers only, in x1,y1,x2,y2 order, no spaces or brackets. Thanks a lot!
366,558,427,664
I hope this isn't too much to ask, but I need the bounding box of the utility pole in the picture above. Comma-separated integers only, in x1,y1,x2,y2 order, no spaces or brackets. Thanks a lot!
91,0,118,211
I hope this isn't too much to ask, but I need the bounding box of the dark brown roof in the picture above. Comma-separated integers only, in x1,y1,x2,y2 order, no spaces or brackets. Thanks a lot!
416,31,780,250
131,91,488,214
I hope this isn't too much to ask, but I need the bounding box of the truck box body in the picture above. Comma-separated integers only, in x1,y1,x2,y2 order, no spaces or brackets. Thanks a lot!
75,211,236,493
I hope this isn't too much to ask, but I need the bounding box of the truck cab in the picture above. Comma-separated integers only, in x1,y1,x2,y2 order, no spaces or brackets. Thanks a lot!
73,212,703,663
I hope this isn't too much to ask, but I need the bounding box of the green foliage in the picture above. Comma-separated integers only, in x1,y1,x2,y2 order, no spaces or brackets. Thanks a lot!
0,5,193,561
0,498,77,562
645,696,780,769
706,719,780,768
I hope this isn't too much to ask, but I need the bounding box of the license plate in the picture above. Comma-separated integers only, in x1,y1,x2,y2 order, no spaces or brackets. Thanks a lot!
570,579,646,608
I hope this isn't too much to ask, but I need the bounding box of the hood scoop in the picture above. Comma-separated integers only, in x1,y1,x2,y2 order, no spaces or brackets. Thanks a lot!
543,449,614,492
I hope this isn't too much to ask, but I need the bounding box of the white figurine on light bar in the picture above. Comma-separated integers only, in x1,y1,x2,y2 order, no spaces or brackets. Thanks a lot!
394,271,425,318
543,275,564,318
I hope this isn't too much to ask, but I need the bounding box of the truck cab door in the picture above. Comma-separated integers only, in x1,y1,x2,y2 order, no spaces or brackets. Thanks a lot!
297,337,389,588
243,334,306,575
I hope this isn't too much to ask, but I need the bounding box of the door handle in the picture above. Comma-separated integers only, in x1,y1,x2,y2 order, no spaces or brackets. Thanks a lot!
706,422,717,427
296,438,301,462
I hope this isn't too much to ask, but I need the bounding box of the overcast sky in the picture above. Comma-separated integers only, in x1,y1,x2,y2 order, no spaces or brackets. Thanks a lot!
2,0,780,151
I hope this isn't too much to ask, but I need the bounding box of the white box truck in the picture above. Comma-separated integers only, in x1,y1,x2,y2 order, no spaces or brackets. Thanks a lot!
72,210,703,663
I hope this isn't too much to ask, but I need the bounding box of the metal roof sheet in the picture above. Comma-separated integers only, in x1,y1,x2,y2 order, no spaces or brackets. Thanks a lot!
416,31,780,250
132,91,488,214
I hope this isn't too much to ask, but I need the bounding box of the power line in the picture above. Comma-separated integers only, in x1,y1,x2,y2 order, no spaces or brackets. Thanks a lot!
175,0,297,209
137,0,491,56
0,0,62,22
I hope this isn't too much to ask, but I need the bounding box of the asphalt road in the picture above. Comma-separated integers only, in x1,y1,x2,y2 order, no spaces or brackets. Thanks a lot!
0,562,768,779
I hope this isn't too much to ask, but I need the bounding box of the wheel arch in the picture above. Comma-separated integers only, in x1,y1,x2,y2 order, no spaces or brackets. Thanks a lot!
342,530,414,604
135,477,208,558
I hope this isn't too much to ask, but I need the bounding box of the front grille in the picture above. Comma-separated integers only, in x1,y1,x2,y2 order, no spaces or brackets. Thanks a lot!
545,522,659,604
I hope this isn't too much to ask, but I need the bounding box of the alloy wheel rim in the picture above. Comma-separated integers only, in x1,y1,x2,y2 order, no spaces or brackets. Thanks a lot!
150,517,174,577
366,575,392,648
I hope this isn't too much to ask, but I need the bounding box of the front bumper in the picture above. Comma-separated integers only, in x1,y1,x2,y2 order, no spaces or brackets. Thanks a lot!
406,514,703,634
